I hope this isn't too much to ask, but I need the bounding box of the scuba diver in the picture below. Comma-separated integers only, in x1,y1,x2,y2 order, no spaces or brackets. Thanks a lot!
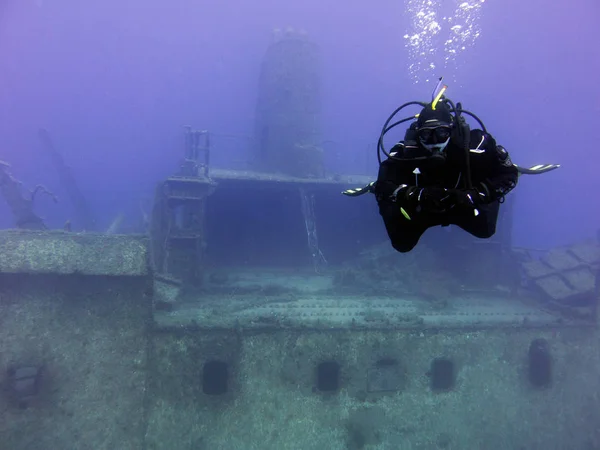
343,79,559,253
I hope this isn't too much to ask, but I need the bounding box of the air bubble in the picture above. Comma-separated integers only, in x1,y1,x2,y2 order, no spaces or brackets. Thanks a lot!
404,0,486,85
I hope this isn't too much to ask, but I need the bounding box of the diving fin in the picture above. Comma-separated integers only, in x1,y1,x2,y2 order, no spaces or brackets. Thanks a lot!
515,164,560,175
342,182,376,197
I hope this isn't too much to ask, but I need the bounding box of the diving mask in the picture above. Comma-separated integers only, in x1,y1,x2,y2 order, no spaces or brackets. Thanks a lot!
418,124,452,153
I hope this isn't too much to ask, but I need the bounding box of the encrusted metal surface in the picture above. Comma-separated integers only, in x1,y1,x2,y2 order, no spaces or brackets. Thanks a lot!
520,238,600,303
0,230,149,276
154,294,565,330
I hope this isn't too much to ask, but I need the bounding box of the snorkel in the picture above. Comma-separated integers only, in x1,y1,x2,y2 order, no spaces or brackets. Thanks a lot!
376,78,487,189
431,78,446,110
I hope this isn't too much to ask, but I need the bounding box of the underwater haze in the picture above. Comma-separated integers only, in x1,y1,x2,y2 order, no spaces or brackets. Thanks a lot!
3,1,600,449
0,0,599,246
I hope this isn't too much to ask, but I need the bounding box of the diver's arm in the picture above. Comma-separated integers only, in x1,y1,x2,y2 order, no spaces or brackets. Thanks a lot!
373,143,413,201
476,145,519,204
342,146,410,199
456,129,518,204
374,157,409,202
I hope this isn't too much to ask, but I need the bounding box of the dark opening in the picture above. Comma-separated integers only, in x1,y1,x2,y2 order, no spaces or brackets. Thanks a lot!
6,366,42,409
203,360,229,395
317,361,340,392
376,357,397,368
205,185,308,267
528,338,552,388
430,358,455,391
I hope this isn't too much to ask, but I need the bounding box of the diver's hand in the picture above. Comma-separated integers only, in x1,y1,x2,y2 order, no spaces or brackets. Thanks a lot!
405,187,452,214
446,189,481,215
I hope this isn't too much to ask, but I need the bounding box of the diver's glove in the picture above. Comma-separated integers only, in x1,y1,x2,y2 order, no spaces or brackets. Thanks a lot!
446,188,485,216
402,186,453,214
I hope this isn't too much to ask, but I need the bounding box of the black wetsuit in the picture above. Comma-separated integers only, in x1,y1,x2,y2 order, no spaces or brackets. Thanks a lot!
375,129,519,253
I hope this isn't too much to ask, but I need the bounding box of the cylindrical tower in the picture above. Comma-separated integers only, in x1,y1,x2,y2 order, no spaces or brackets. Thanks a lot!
253,27,324,178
